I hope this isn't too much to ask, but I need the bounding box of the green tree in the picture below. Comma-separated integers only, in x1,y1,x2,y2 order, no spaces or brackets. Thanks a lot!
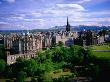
23,59,38,76
44,59,54,72
16,71,27,82
5,66,13,78
0,59,6,73
41,72,53,82
0,44,6,59
13,58,38,77
31,77,38,82
12,58,26,75
57,76,67,82
58,41,64,47
98,29,108,36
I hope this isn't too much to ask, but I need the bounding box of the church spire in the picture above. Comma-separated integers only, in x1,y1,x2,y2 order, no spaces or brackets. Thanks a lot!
66,16,71,32
67,16,69,25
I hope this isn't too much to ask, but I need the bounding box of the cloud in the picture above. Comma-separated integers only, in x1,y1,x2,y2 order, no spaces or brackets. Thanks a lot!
4,3,85,21
3,0,16,3
29,0,91,6
23,18,45,22
56,4,85,11
0,0,109,30
61,0,91,4
40,3,86,18
1,3,109,29
0,22,9,24
75,0,91,4
0,22,10,30
87,11,110,17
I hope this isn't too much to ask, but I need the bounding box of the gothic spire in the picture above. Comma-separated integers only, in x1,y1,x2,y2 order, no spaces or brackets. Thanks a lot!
66,16,71,32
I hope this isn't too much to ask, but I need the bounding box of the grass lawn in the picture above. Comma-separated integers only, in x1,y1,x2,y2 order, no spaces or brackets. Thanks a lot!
0,78,15,82
90,44,110,59
0,77,32,82
91,45,110,50
0,79,7,82
49,69,73,79
93,51,110,59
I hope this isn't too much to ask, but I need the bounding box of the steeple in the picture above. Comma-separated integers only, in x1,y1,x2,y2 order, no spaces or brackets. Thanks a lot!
67,16,69,25
66,16,71,32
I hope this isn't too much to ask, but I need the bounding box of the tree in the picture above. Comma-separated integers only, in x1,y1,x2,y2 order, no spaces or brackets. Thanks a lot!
0,59,6,74
23,59,38,76
44,59,54,72
58,41,64,47
98,29,108,36
12,58,26,76
57,76,67,82
5,66,13,78
16,71,27,82
41,72,53,82
0,44,6,59
51,46,65,63
31,77,38,82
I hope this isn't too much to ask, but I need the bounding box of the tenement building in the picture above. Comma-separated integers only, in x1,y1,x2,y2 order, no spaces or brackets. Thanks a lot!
0,17,105,65
74,30,105,46
3,32,43,64
52,17,78,46
0,17,78,65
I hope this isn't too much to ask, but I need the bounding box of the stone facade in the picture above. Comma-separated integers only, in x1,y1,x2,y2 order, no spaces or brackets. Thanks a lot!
74,30,105,46
0,29,106,64
7,53,36,65
3,33,43,55
53,31,77,46
1,33,43,64
105,32,110,41
1,31,77,64
0,17,106,65
97,36,105,44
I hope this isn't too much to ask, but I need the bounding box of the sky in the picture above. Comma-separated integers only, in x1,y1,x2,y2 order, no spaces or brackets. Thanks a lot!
0,0,110,30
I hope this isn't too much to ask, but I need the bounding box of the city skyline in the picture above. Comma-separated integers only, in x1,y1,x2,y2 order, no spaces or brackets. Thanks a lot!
0,0,110,30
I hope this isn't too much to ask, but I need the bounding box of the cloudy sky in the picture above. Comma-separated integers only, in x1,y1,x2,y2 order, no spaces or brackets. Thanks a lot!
0,0,110,30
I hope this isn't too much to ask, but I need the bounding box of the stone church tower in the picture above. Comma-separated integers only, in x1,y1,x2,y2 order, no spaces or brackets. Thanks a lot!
66,17,71,32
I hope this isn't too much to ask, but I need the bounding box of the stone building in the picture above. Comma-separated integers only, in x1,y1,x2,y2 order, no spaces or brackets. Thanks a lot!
0,34,4,44
105,31,110,41
2,32,43,64
53,31,77,46
51,17,78,46
42,32,52,48
74,30,105,46
0,17,78,64
97,36,105,44
4,33,43,54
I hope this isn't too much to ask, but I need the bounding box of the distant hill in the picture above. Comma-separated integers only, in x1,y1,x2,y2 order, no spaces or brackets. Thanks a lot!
0,25,110,34
49,25,80,31
0,30,24,32
49,25,110,32
79,25,110,31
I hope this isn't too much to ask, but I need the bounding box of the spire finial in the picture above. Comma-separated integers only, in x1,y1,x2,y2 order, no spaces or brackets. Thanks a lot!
67,16,69,24
66,16,71,32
